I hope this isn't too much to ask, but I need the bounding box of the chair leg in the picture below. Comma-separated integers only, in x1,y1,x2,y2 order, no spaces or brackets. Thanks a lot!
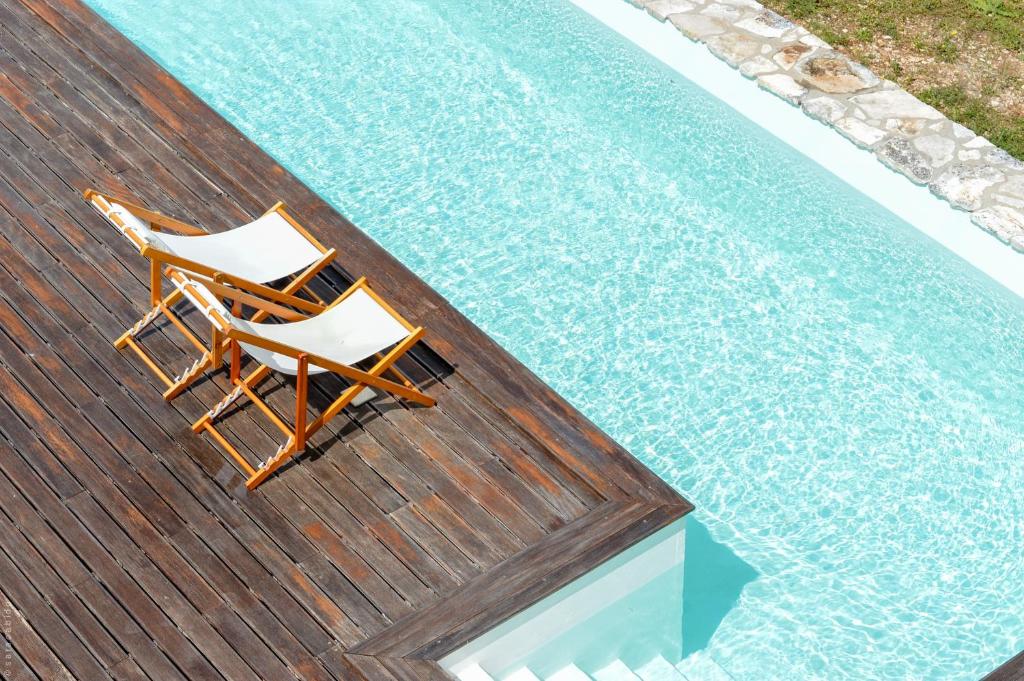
162,350,214,401
150,258,161,307
114,295,186,390
245,436,300,490
114,290,183,357
294,354,309,451
114,304,163,349
114,290,214,401
191,363,272,432
211,326,224,367
243,368,357,490
199,420,258,479
244,357,310,490
229,338,241,383
200,375,304,490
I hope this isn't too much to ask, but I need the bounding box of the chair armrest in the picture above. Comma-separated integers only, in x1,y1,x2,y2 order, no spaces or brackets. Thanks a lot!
83,188,206,235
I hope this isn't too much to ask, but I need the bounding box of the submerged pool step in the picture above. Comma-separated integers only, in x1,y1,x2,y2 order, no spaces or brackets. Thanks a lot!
456,664,498,681
593,659,641,680
456,655,708,681
674,651,735,681
547,664,592,680
635,655,688,680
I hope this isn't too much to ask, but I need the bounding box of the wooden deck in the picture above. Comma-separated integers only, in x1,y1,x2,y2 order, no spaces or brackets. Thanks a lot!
0,0,692,679
989,652,1024,681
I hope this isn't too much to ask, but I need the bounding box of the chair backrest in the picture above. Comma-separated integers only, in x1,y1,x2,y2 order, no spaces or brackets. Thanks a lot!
90,192,327,285
91,195,171,253
158,209,324,283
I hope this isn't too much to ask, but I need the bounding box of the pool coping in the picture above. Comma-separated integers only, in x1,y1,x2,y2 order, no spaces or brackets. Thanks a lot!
987,650,1024,681
612,0,1024,255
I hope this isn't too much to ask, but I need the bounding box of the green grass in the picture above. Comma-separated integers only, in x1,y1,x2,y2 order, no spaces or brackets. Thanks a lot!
779,0,1023,50
934,36,960,62
766,0,1024,159
919,85,1024,157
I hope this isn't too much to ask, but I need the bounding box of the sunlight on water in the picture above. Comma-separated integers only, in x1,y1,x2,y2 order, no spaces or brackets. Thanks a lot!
86,0,1024,677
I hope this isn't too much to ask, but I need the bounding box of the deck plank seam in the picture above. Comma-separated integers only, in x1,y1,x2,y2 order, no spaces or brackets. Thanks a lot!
0,2,695,678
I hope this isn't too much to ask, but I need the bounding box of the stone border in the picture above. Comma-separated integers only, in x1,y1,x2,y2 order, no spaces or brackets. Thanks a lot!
626,0,1024,252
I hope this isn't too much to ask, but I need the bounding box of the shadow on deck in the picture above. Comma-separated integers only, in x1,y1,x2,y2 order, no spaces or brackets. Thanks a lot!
0,0,691,679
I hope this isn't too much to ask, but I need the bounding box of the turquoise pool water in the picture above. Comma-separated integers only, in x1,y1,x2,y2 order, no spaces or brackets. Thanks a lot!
86,0,1024,678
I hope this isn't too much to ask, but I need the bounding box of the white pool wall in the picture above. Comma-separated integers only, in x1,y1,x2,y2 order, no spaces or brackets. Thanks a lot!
571,0,1024,301
440,519,685,678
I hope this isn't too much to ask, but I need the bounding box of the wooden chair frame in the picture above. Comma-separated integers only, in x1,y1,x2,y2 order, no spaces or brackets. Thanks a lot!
175,272,436,489
83,188,336,400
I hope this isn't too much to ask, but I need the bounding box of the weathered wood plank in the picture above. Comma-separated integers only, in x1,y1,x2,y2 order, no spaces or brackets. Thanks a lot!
987,652,1024,681
2,642,44,681
0,590,70,681
389,504,481,584
318,648,397,681
0,544,110,680
0,1,694,679
0,261,353,656
105,657,149,681
351,500,671,659
0,507,127,669
0,436,203,680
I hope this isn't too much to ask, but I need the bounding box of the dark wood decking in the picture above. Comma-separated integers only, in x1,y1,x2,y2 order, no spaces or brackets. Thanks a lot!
989,652,1024,681
0,0,691,679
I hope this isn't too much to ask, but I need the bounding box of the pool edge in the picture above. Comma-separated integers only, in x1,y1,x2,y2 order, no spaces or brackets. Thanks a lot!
574,0,1024,302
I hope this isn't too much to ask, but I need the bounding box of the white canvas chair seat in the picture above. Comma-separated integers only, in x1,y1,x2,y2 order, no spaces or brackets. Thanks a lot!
174,278,409,375
235,290,411,375
105,202,323,283
176,272,436,490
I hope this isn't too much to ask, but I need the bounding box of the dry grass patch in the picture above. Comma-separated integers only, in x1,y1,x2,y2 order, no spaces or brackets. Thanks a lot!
760,0,1024,157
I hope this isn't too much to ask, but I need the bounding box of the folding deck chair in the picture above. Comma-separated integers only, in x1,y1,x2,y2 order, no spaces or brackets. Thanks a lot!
83,189,335,400
169,270,436,489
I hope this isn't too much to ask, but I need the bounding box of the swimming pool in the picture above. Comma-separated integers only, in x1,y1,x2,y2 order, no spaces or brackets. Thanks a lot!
85,0,1024,678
